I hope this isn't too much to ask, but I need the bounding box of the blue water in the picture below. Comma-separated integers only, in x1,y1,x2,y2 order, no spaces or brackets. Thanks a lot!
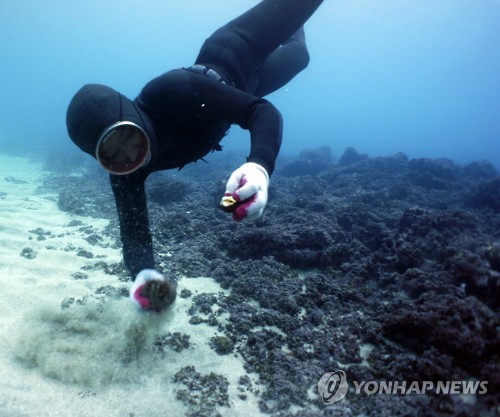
1,0,499,168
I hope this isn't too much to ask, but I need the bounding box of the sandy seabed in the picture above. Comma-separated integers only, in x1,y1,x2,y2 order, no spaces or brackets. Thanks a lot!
0,154,264,417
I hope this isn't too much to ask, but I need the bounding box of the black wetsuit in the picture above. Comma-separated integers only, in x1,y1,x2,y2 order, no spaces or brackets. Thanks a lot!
67,0,323,276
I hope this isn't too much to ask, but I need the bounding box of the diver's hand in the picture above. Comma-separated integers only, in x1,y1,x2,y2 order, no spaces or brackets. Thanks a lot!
130,269,177,313
220,162,269,221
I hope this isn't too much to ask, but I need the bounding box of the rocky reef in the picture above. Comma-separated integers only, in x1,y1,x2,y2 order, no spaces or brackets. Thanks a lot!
42,147,499,416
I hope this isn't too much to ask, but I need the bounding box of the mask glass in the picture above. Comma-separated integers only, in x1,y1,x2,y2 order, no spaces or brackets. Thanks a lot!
96,121,151,175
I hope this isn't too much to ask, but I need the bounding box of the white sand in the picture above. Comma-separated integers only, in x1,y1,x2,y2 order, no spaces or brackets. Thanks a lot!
0,154,264,417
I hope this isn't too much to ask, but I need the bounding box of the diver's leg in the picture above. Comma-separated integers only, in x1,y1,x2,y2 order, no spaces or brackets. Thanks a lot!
253,27,310,97
195,0,322,92
110,171,154,277
221,0,322,60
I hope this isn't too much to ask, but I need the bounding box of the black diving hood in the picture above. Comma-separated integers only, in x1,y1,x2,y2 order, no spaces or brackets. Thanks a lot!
66,84,157,162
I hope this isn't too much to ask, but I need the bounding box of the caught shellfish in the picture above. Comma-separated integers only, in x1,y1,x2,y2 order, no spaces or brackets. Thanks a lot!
220,195,239,212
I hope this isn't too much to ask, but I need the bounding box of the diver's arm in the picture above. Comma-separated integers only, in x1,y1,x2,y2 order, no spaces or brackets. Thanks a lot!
109,171,155,277
243,98,283,175
184,73,282,221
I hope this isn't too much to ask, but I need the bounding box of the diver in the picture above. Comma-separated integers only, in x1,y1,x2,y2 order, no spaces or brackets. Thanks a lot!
66,0,324,313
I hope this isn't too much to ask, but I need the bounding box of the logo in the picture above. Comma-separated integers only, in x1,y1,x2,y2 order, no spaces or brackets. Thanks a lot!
317,370,348,404
318,370,489,405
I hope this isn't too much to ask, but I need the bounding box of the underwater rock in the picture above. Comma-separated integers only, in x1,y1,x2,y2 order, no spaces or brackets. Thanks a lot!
238,325,354,413
409,157,460,181
84,233,103,246
77,391,96,399
57,190,85,214
407,157,463,190
189,316,204,325
484,242,500,271
338,146,369,166
42,151,94,174
448,249,499,309
462,160,498,179
80,260,125,278
173,366,229,417
40,174,115,219
76,248,94,258
154,332,191,353
466,178,500,211
221,219,345,269
71,272,88,280
299,146,334,164
66,219,84,227
20,247,36,259
147,177,189,205
189,293,219,315
29,227,53,241
156,211,199,244
279,146,334,177
337,152,410,180
381,294,498,368
94,285,129,298
209,335,234,355
179,288,192,298
4,176,28,184
61,297,78,309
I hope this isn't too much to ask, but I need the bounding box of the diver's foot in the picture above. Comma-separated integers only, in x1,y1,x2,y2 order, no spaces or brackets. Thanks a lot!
130,269,177,313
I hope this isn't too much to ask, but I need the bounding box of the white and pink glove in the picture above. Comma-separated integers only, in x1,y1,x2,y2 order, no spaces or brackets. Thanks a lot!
130,269,176,313
220,162,270,221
